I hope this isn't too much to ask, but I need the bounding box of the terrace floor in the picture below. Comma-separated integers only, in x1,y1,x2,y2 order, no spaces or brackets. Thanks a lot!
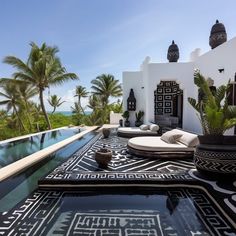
0,129,236,235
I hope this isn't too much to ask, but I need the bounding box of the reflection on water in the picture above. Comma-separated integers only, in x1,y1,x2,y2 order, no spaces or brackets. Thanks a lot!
48,189,226,235
0,128,81,168
0,131,96,212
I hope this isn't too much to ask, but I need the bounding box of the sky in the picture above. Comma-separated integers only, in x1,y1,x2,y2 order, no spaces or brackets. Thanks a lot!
0,0,236,111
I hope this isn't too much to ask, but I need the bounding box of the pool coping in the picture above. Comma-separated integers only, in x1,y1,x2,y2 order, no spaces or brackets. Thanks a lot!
0,126,98,182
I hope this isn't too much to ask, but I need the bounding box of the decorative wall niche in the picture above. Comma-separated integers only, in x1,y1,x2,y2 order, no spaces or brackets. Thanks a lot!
154,80,183,127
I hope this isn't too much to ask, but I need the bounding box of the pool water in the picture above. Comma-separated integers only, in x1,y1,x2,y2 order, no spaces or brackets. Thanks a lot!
0,127,82,168
0,131,98,212
1,187,234,235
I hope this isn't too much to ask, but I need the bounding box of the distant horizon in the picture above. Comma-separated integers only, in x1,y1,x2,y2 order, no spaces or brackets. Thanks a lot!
49,110,92,113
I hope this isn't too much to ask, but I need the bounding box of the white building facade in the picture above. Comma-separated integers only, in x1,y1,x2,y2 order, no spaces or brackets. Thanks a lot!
122,22,236,134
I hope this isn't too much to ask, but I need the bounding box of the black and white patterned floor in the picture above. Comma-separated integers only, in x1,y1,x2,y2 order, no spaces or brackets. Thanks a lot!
41,131,195,183
0,187,235,235
0,130,236,235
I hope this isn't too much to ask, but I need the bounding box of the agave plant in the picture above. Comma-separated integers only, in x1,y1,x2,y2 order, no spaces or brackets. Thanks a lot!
188,72,236,135
135,111,144,122
122,111,129,121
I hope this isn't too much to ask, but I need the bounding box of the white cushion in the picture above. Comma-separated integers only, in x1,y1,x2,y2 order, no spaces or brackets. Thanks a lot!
149,124,159,132
139,124,149,130
178,132,199,147
161,131,183,144
169,129,199,147
128,137,194,152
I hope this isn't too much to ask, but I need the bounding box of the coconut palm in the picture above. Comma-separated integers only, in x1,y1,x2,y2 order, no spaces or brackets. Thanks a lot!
87,94,101,110
48,95,65,113
91,74,122,107
91,74,122,124
0,80,25,130
71,102,82,114
18,81,38,130
3,42,78,129
74,85,89,115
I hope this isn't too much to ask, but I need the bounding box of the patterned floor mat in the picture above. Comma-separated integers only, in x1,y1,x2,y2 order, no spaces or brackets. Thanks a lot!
0,130,235,235
0,187,235,235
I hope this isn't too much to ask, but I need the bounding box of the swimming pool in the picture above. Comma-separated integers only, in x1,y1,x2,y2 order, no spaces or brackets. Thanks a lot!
0,127,82,168
1,187,235,235
0,130,98,212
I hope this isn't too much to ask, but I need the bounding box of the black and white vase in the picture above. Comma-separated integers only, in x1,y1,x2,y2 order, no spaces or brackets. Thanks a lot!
194,135,236,175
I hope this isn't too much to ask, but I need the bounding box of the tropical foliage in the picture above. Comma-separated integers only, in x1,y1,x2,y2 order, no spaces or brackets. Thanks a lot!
74,85,89,115
90,74,122,123
91,74,122,105
122,111,129,120
188,71,236,135
48,95,65,113
135,110,144,122
0,43,123,140
3,42,78,129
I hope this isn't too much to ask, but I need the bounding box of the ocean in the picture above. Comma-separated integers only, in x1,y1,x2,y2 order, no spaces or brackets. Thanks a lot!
53,111,92,116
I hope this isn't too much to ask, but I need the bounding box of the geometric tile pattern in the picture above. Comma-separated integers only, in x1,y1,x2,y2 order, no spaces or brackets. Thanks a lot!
0,129,236,234
0,188,236,235
42,131,195,183
154,80,183,115
194,148,236,173
38,130,236,225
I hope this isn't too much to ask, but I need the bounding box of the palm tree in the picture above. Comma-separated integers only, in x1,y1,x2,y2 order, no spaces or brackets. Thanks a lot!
48,95,65,113
71,102,82,114
87,94,101,110
0,80,25,130
91,74,122,124
74,85,89,115
18,81,38,130
3,42,78,129
91,74,122,107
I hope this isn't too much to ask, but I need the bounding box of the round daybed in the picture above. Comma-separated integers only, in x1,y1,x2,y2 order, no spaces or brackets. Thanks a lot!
127,129,199,158
117,127,161,138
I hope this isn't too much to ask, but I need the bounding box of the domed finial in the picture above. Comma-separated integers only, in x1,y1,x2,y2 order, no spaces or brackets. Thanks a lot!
209,20,227,49
167,40,179,62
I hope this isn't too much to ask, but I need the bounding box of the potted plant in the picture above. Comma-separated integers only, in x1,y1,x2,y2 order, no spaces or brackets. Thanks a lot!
122,111,130,127
135,111,144,127
188,71,236,175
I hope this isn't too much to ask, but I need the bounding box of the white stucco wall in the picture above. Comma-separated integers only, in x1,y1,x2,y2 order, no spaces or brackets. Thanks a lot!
122,71,144,126
122,37,236,134
109,112,122,124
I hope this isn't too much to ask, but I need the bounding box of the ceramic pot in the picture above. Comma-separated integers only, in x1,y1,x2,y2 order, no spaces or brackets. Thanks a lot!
102,128,110,138
135,121,143,127
95,148,112,167
124,120,130,127
194,135,236,175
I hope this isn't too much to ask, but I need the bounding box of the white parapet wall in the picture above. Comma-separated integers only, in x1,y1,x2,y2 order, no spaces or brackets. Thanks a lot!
110,111,123,124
